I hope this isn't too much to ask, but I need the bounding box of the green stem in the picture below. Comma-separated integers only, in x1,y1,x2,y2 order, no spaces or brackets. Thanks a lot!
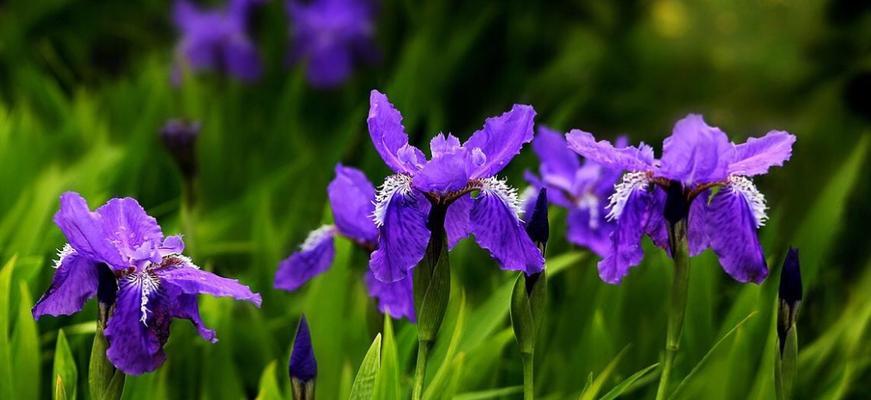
655,220,690,400
412,340,431,400
522,352,534,400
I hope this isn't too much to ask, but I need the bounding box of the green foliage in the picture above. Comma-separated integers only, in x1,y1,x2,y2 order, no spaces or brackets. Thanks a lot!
350,334,382,400
1,1,869,399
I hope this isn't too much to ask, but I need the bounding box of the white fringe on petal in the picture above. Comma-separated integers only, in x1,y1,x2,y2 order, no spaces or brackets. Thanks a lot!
606,172,649,221
300,225,336,251
372,174,414,227
478,176,522,221
728,175,769,228
53,244,76,269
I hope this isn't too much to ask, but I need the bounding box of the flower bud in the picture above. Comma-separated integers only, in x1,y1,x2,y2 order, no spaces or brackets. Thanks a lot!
289,315,317,400
777,247,802,353
160,119,200,180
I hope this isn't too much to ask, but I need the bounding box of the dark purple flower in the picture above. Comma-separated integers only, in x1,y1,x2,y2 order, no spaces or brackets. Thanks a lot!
160,119,201,179
274,164,415,321
33,192,262,375
287,0,377,88
172,0,263,84
366,90,544,284
567,114,796,284
526,127,625,257
289,315,317,382
777,247,802,353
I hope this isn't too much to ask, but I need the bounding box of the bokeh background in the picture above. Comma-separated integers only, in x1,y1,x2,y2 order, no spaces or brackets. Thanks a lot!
0,0,869,399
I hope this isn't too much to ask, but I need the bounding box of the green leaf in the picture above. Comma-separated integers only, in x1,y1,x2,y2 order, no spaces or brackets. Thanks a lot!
577,345,627,400
90,323,125,400
414,228,451,343
0,256,16,400
11,282,40,400
349,333,381,400
53,329,77,400
255,361,284,400
668,312,757,400
374,318,401,400
598,363,660,400
510,271,547,354
452,386,523,400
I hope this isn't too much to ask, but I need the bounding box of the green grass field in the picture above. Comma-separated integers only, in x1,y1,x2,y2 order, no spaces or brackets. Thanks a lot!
0,0,869,399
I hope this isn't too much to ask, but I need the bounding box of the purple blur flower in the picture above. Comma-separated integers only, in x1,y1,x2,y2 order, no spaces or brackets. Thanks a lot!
366,90,544,284
287,0,378,88
160,119,201,180
525,127,625,257
567,114,796,284
172,0,263,84
33,192,262,375
274,164,415,321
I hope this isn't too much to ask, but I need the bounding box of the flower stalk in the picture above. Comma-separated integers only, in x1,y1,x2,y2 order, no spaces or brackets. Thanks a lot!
655,219,690,400
412,203,451,400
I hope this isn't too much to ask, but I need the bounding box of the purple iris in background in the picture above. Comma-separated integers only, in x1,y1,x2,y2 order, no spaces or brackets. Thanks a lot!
32,192,262,375
366,90,544,284
172,0,263,84
567,114,795,284
525,127,625,257
286,0,378,88
274,165,415,321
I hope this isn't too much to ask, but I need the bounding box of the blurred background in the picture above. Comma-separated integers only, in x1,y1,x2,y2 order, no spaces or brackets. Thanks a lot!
0,0,869,399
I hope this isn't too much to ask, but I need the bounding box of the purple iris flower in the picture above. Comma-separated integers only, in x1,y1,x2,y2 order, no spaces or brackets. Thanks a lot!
286,0,378,88
172,0,263,84
525,127,625,257
32,192,262,375
366,90,544,284
274,164,415,321
566,114,796,284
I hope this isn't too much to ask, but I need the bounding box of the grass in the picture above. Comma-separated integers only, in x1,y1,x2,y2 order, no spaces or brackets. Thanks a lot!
0,0,869,399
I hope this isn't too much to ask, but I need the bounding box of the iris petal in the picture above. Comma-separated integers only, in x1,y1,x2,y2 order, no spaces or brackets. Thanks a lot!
367,91,424,174
105,277,167,375
598,190,650,284
328,165,378,243
705,187,768,283
445,194,472,249
660,114,733,185
275,226,337,291
470,179,544,275
369,189,431,282
53,192,126,268
728,130,796,177
365,271,415,322
32,250,98,319
155,257,262,306
465,104,536,179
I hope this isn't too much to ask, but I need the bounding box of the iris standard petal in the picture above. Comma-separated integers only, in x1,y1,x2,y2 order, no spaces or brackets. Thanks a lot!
412,150,472,193
370,185,431,282
469,181,544,275
728,130,796,177
445,194,472,249
105,276,167,375
156,257,263,306
567,208,612,258
275,226,337,291
328,165,378,243
704,189,768,283
430,133,462,158
32,249,98,319
364,271,416,322
96,197,164,263
53,192,126,268
565,130,655,172
598,191,650,284
660,114,733,185
160,235,186,256
533,126,581,192
367,91,423,174
465,104,536,179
